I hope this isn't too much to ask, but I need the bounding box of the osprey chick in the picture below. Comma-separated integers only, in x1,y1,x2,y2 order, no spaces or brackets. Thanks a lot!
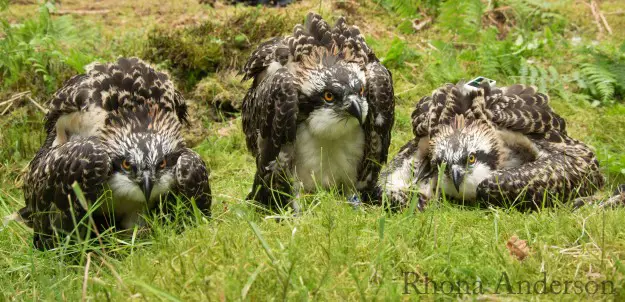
16,58,211,249
380,83,604,210
241,13,394,210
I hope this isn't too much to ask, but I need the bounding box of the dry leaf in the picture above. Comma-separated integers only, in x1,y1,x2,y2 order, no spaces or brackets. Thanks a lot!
506,235,530,260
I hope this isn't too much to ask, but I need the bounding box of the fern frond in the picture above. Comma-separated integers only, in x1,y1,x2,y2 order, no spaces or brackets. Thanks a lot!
580,63,617,103
0,2,98,95
381,38,420,69
425,44,469,85
377,0,442,18
439,0,484,38
377,0,420,18
502,0,565,31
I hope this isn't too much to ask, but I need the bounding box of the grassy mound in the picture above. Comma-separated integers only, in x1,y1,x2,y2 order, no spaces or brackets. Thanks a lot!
143,9,296,89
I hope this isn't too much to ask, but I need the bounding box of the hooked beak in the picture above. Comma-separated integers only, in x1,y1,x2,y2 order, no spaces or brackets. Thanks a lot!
451,165,464,193
346,97,364,125
141,173,153,202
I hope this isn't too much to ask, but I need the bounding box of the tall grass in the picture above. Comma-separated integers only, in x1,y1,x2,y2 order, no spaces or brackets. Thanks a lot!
0,2,99,98
1,0,625,300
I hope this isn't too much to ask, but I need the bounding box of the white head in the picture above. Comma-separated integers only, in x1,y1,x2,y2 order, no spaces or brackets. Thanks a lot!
297,51,368,140
101,106,183,202
430,116,504,198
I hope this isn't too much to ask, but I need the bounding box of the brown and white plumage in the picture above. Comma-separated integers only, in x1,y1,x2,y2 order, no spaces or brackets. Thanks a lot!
16,57,211,249
242,13,394,210
379,82,603,210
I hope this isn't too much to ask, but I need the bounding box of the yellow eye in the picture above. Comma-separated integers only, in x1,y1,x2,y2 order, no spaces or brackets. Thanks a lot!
323,91,334,102
121,159,131,171
468,154,476,165
159,159,167,169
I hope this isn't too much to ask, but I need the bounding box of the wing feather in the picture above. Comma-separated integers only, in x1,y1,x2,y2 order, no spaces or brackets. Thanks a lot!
411,84,475,138
241,37,284,83
411,83,566,137
45,57,187,137
486,84,565,134
242,68,299,208
357,62,394,198
21,137,111,249
477,132,604,207
174,149,212,216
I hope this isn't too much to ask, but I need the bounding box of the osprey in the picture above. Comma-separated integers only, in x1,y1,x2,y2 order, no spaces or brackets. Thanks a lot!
14,58,212,249
379,83,604,210
241,13,394,210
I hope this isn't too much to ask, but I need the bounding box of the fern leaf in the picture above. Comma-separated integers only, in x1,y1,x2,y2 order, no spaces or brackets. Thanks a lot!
580,63,617,102
439,0,484,38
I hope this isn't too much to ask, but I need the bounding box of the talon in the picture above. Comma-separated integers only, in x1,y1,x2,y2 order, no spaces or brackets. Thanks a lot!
348,194,362,209
417,193,428,212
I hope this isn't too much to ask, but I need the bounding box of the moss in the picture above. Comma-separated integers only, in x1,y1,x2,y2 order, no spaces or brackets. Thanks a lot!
143,8,297,89
192,70,249,121
144,25,224,89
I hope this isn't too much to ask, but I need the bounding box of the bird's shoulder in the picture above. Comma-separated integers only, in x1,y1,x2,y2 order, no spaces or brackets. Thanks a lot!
45,57,187,134
242,37,287,82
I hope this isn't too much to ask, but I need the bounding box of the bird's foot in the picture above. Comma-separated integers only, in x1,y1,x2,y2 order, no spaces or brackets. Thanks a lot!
416,193,428,212
290,198,302,216
381,189,419,211
598,193,625,208
571,196,597,210
572,185,625,210
347,194,363,210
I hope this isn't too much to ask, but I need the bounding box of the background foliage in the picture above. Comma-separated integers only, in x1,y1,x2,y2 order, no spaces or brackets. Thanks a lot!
1,0,625,300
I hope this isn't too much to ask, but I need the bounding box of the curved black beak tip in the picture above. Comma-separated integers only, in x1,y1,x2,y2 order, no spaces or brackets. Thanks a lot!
347,100,363,126
142,175,153,202
451,168,464,192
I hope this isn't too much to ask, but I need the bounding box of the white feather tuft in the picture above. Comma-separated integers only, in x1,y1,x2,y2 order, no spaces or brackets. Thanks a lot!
375,113,385,126
294,113,365,192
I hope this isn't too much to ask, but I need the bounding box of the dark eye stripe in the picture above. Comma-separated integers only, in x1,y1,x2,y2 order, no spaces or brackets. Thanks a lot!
474,151,497,169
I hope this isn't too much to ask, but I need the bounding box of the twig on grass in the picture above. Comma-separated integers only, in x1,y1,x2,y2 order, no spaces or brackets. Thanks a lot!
27,96,48,114
587,1,612,38
82,252,92,302
53,9,110,16
1,91,30,115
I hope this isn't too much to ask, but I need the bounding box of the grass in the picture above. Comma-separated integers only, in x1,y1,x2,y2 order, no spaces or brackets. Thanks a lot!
1,0,625,300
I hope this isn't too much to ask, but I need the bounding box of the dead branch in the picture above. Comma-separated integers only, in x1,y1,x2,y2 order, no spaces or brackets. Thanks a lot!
605,10,624,15
0,91,30,108
588,1,612,38
82,253,92,302
598,9,613,35
0,91,30,115
26,96,48,114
